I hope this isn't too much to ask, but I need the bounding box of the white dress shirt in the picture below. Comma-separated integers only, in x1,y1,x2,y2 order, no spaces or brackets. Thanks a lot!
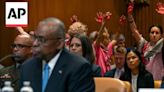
42,50,62,77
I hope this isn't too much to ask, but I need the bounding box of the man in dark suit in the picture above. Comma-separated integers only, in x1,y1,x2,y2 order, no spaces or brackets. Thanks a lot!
104,46,126,78
20,17,95,92
0,34,33,91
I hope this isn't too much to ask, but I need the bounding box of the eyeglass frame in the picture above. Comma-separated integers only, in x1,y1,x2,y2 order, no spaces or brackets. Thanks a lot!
32,34,62,44
11,43,32,49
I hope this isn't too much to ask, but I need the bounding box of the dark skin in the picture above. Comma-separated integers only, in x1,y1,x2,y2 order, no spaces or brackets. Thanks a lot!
12,35,33,63
33,24,65,62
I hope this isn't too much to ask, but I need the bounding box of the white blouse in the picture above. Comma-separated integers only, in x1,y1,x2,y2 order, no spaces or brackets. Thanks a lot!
131,74,138,92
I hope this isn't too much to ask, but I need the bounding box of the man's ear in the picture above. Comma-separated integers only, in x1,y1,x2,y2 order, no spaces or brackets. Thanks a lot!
56,39,65,49
30,47,33,54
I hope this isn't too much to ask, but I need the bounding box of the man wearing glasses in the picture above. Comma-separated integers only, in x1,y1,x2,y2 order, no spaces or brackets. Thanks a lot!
20,17,95,92
0,34,33,91
12,34,33,64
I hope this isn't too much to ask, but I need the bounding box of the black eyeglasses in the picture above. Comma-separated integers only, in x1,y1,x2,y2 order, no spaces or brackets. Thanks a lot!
32,35,61,43
11,44,31,49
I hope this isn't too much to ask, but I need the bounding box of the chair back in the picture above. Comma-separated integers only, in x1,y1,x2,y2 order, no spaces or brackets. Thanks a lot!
123,81,131,92
154,80,162,88
94,77,126,92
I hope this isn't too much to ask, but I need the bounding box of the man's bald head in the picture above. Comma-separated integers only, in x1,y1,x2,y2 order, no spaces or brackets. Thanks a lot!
12,34,33,64
15,34,33,45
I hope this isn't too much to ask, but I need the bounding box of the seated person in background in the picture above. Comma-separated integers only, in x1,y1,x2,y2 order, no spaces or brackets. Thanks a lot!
67,20,88,49
116,34,126,47
0,33,33,91
120,49,154,92
104,46,126,78
69,34,101,77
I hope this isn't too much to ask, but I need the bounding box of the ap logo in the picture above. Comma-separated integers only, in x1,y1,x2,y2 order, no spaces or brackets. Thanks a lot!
5,2,28,27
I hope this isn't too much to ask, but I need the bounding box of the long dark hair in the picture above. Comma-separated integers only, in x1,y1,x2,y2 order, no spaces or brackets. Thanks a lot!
123,49,146,79
148,24,163,34
70,34,95,64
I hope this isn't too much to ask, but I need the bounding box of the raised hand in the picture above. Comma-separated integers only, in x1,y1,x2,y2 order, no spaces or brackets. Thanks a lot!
95,11,112,44
156,2,164,14
70,15,79,23
119,15,127,25
104,12,112,20
16,26,29,35
95,11,112,24
128,2,134,15
95,12,104,23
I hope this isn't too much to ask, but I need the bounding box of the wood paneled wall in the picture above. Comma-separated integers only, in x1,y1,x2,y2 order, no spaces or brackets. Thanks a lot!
0,0,164,65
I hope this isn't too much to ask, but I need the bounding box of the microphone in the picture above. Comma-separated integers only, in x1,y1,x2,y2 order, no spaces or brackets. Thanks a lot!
0,54,16,63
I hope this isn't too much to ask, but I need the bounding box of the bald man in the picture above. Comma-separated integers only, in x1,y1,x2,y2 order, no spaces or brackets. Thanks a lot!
0,34,33,91
12,34,33,64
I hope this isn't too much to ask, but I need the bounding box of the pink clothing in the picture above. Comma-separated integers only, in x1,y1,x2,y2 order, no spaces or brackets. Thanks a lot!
146,52,163,80
139,38,164,80
93,42,114,76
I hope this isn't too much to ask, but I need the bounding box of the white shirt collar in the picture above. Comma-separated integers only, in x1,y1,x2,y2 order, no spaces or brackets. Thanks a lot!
116,68,124,72
42,49,62,76
114,68,124,79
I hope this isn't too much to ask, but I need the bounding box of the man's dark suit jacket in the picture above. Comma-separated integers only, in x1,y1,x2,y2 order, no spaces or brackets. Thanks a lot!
20,49,95,92
104,68,116,77
120,70,154,92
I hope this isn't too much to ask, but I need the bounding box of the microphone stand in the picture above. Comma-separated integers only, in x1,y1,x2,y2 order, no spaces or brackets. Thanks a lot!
0,54,15,63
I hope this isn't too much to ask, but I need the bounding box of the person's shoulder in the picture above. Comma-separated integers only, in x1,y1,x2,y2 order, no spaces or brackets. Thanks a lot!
61,49,90,68
92,64,101,72
62,49,89,64
21,57,39,68
104,68,116,77
69,53,89,66
92,64,100,69
141,70,153,78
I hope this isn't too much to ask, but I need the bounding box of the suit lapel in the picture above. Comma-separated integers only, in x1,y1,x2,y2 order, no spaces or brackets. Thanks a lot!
45,49,68,92
33,59,42,92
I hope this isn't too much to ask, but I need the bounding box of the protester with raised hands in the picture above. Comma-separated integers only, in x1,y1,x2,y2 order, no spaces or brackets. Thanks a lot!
93,11,119,76
156,2,164,15
128,1,164,80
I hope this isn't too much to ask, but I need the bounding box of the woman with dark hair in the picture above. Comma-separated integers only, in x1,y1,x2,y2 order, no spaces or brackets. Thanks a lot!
120,49,154,92
69,34,101,77
128,6,164,80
